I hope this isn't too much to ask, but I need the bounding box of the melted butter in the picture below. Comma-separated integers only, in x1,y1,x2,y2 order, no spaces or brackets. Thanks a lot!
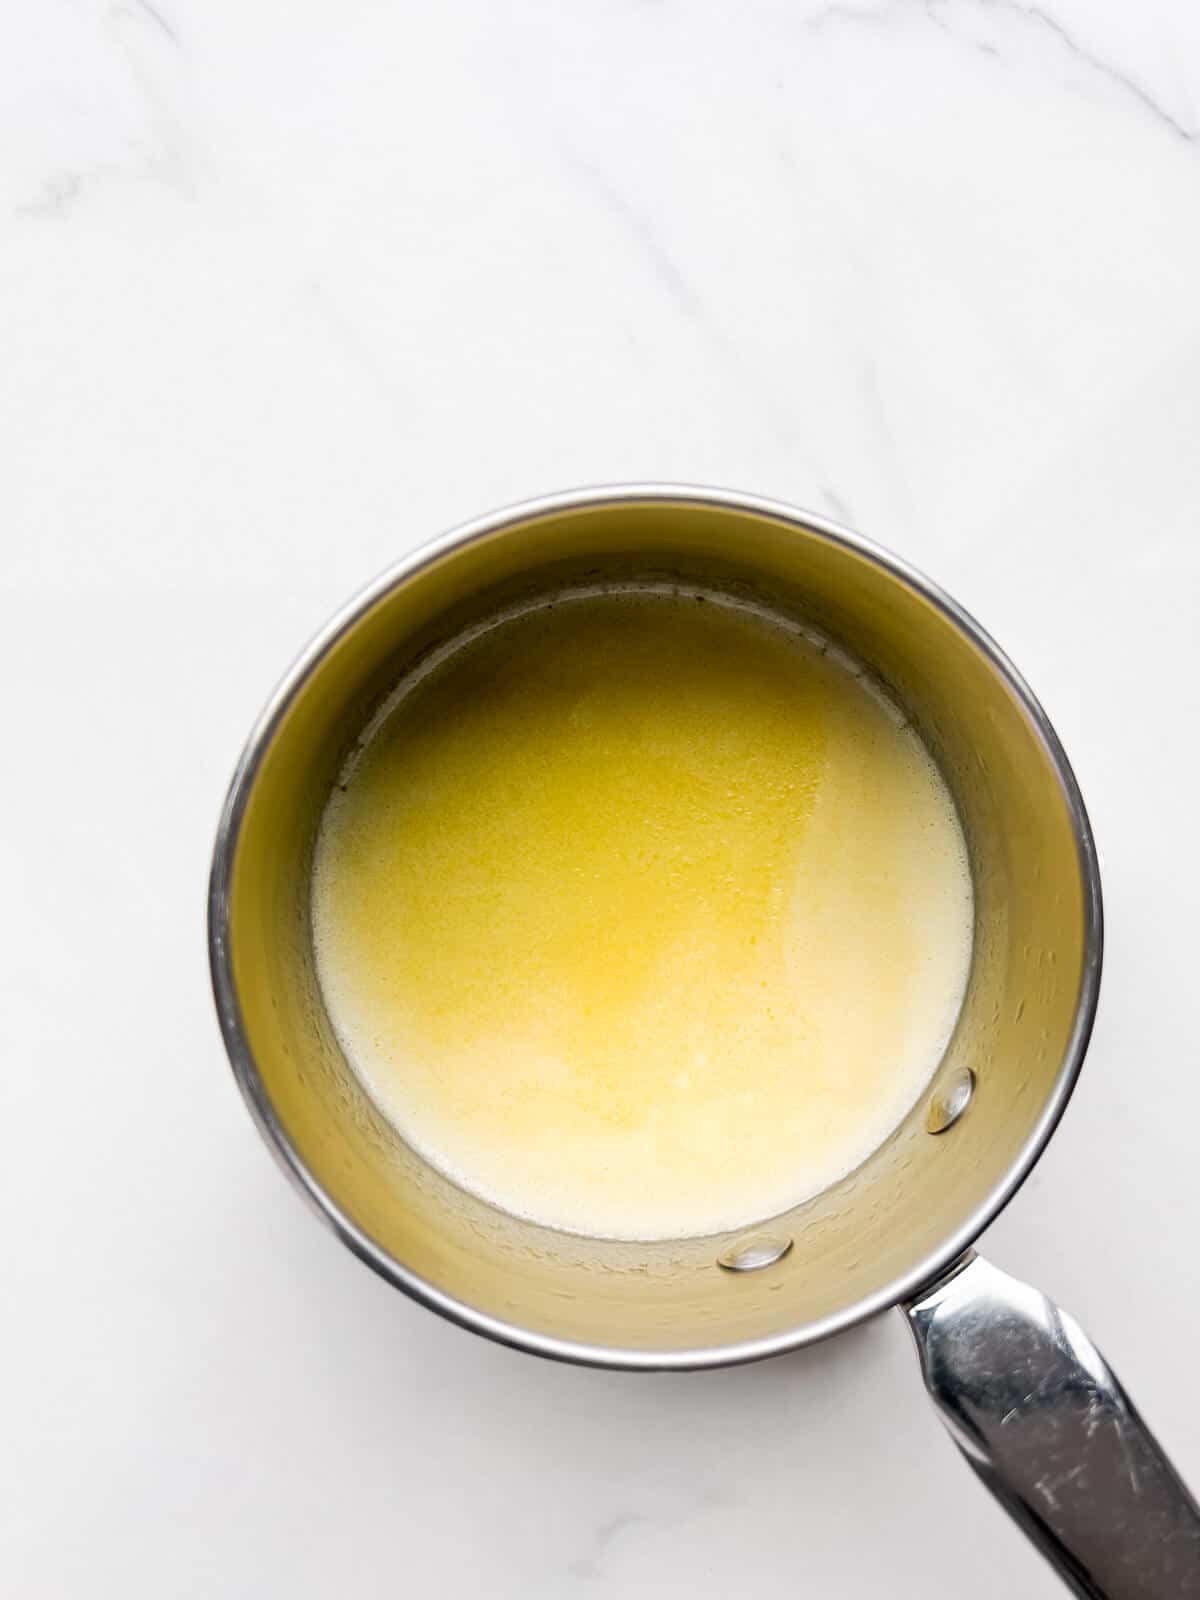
311,591,973,1240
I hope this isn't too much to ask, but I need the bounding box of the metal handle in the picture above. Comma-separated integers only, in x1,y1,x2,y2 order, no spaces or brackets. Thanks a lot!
905,1253,1200,1597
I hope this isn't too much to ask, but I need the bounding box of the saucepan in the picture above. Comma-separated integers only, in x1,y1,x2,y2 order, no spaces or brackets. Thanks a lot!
208,486,1199,1597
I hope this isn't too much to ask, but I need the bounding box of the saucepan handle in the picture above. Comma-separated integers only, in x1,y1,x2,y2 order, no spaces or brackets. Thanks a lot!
904,1253,1200,1598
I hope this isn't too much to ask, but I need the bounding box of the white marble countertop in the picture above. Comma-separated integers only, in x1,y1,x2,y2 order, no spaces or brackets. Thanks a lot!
6,4,1200,1595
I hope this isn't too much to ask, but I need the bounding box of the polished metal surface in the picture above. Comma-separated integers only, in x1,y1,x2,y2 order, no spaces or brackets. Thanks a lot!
716,1234,794,1273
908,1255,1200,1597
927,1066,976,1134
209,484,1103,1367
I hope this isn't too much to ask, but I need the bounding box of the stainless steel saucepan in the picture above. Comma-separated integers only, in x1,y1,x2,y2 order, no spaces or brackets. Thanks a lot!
209,486,1200,1597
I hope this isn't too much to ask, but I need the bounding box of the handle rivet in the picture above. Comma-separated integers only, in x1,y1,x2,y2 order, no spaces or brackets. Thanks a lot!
717,1233,793,1272
927,1067,976,1134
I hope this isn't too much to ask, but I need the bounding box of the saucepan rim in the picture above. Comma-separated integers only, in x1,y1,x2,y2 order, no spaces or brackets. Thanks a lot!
207,483,1103,1371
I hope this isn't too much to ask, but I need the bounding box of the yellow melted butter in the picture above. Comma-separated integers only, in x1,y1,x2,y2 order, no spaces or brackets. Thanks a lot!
311,592,973,1240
